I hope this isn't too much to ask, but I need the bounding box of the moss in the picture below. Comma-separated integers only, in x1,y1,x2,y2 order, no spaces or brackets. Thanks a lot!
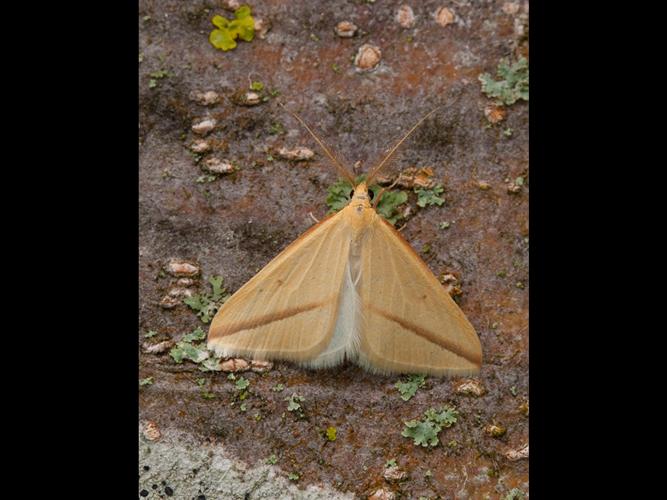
209,5,255,51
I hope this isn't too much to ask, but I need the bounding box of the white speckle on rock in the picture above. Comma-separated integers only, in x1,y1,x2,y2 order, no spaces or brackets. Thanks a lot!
140,427,355,499
221,0,241,11
482,19,498,33
514,16,527,38
441,273,462,297
453,49,481,69
250,360,273,373
455,489,470,500
242,91,261,106
505,443,529,461
254,17,271,39
354,44,382,71
167,259,200,277
160,286,192,308
383,465,407,482
190,139,211,153
277,146,315,161
395,5,416,28
167,287,193,298
434,7,455,27
502,2,521,15
220,358,250,372
192,118,217,135
190,90,220,106
368,488,395,500
159,295,181,309
471,466,490,486
507,182,522,194
335,20,358,38
142,340,176,354
455,379,486,397
395,166,436,189
142,420,161,441
485,423,507,438
484,105,506,124
204,157,235,174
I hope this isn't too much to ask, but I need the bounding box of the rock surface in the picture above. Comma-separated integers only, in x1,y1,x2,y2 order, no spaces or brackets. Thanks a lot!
140,1,529,497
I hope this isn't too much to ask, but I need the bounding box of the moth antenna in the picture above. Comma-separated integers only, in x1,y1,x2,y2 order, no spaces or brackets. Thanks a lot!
366,107,441,185
279,103,356,185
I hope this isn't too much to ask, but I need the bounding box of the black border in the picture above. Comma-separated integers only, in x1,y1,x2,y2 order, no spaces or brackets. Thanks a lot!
30,2,140,495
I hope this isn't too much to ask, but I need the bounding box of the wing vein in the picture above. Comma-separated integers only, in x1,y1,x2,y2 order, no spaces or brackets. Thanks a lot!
366,304,480,365
214,299,333,337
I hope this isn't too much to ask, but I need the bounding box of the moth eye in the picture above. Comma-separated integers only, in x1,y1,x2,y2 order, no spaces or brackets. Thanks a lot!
368,190,375,200
349,189,355,198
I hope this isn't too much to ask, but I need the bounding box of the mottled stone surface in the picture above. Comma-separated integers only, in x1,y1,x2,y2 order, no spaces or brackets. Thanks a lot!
139,1,529,497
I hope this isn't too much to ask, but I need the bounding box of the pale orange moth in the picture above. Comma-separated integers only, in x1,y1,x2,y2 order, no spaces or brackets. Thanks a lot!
208,108,482,376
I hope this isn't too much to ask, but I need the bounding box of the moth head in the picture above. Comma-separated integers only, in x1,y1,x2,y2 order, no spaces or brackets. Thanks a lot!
351,182,372,202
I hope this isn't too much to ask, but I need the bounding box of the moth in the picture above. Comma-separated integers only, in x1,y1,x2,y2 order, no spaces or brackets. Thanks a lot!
208,108,482,376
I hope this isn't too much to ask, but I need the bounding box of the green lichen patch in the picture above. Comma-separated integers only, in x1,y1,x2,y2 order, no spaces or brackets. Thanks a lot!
504,488,526,500
182,327,206,343
184,275,230,324
199,357,223,372
209,5,255,52
235,377,250,391
285,393,306,418
233,376,251,402
395,374,426,401
325,426,337,441
170,340,209,364
148,69,169,89
196,174,217,184
479,56,529,105
169,326,222,369
375,189,408,225
415,185,445,208
401,405,459,448
326,178,356,212
326,177,408,226
245,81,277,103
